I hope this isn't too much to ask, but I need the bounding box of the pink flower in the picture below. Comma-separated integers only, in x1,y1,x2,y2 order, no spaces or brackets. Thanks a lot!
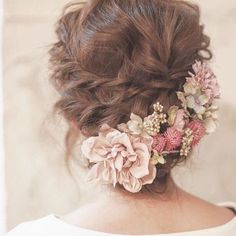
187,120,206,146
168,106,189,132
152,134,166,153
164,127,183,151
174,109,188,131
188,61,221,102
81,124,156,193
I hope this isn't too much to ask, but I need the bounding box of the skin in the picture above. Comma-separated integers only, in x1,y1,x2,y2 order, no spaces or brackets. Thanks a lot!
60,176,235,235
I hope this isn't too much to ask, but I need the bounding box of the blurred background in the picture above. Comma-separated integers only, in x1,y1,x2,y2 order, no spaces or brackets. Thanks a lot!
3,0,236,232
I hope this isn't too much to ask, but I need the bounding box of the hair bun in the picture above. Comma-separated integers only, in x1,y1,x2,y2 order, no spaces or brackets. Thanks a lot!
49,0,212,191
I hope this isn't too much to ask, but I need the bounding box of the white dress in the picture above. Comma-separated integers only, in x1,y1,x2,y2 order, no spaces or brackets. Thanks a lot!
6,202,236,236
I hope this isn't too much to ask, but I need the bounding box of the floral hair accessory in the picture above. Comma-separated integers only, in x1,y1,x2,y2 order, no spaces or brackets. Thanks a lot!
81,60,220,193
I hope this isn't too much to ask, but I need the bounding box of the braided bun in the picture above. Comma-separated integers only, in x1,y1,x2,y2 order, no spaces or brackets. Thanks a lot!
49,0,212,190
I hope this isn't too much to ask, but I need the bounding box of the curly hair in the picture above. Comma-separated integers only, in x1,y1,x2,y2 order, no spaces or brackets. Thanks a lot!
49,0,212,192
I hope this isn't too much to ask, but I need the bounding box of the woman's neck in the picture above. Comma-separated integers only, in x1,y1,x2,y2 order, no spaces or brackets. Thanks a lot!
93,176,181,205
61,176,187,235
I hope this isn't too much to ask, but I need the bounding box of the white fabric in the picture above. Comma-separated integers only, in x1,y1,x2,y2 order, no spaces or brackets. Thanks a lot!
6,202,236,236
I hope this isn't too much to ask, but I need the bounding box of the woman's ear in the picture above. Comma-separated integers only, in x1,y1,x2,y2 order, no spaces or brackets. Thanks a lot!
69,118,88,137
70,118,78,129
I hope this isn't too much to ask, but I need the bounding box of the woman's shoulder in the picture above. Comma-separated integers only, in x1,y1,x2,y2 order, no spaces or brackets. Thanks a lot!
5,215,62,236
176,191,236,231
5,201,236,236
5,213,99,236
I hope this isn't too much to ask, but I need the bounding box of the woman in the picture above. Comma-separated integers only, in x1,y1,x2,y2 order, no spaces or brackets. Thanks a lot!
6,0,236,235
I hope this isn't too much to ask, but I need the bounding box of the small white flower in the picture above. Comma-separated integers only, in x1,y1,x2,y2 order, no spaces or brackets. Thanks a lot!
127,113,143,135
150,151,166,165
203,104,220,134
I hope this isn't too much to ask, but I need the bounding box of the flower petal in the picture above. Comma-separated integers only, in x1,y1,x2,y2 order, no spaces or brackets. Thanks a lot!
117,123,129,133
130,113,143,124
167,106,178,126
121,172,142,193
198,94,210,105
86,162,103,181
184,82,197,94
204,117,219,134
127,120,142,135
173,109,187,132
81,137,109,162
114,154,123,171
109,132,135,155
129,143,150,178
141,163,156,185
158,156,166,164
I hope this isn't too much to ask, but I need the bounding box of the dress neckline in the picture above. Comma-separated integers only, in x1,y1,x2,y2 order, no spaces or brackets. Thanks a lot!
49,202,236,236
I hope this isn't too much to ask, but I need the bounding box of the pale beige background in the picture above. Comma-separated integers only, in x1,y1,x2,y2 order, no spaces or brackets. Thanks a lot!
4,0,236,231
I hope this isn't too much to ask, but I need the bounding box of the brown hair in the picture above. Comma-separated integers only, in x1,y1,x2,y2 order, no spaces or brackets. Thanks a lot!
49,0,212,191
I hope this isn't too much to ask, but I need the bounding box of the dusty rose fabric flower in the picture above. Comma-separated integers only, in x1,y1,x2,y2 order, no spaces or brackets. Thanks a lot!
168,106,189,132
164,127,183,151
174,109,189,131
81,124,156,193
186,61,220,105
152,134,166,153
178,61,220,119
187,120,206,146
185,90,209,116
191,61,220,101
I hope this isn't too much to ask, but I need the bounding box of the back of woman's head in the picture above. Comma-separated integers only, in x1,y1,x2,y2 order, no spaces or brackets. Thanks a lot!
49,0,214,192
